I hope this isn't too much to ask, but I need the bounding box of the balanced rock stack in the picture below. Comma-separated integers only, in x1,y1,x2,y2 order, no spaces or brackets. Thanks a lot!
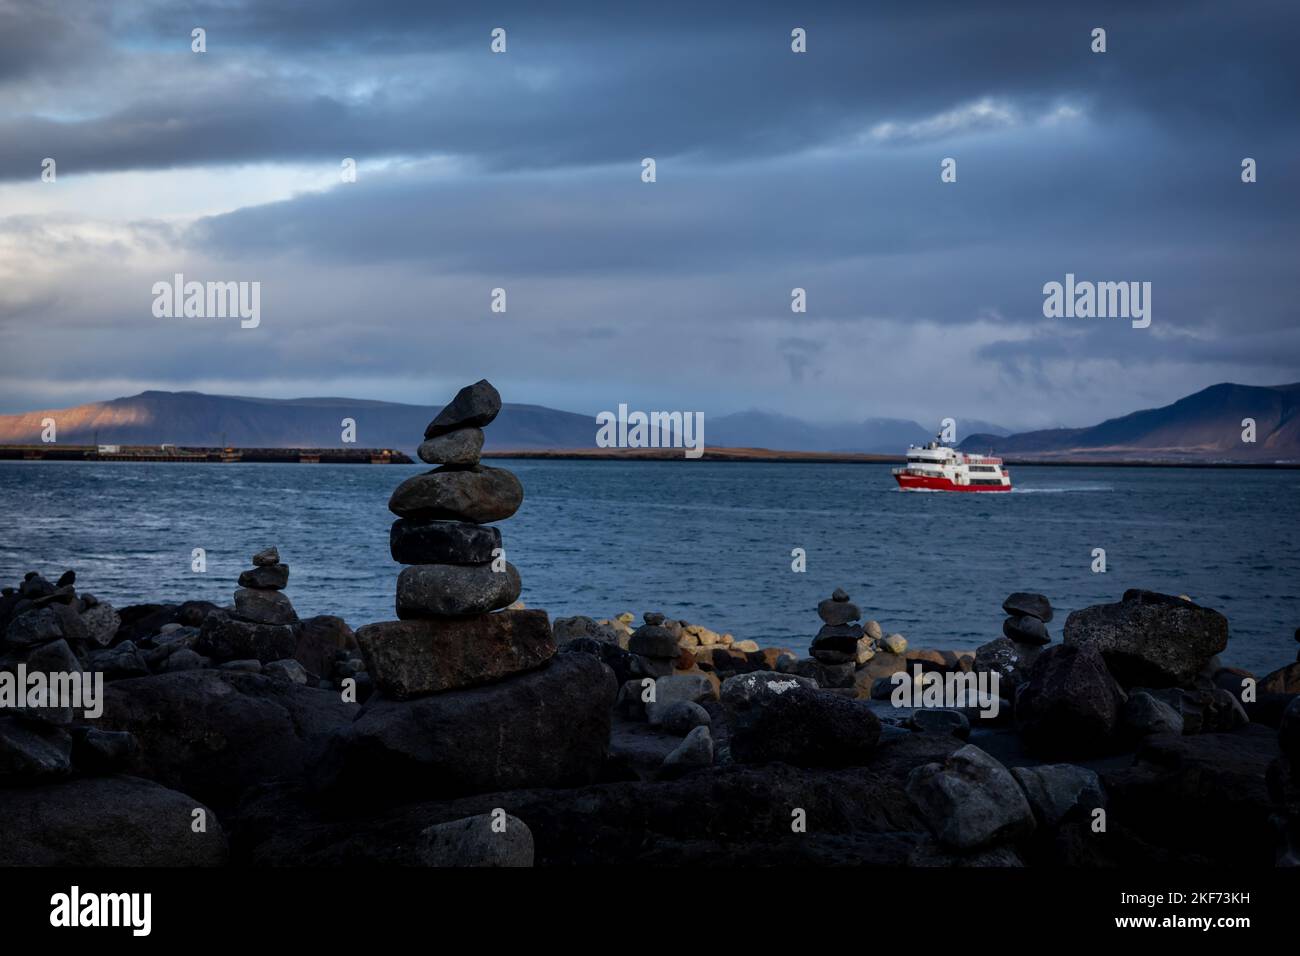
354,379,555,697
808,588,866,687
329,381,615,800
971,591,1055,694
197,547,300,665
1001,592,1052,646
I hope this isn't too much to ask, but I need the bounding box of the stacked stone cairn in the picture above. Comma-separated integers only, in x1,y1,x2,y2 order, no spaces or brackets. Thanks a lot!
330,380,615,800
355,379,554,697
970,591,1054,698
197,547,308,682
808,588,866,688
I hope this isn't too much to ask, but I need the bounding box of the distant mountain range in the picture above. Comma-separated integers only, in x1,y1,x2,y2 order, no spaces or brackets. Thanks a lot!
958,382,1300,461
0,391,1003,455
0,382,1294,461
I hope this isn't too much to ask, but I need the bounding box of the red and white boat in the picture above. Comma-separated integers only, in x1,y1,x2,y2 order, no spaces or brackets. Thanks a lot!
892,438,1012,492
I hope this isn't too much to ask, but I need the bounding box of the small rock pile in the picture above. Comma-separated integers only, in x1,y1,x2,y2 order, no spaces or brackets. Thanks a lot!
972,591,1055,694
1001,591,1052,646
197,547,308,681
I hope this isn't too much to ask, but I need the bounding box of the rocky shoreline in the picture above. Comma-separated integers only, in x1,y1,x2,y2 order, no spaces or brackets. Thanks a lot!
2,381,1298,867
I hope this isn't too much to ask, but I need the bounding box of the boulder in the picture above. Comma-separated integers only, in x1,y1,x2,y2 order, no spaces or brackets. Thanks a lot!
1124,690,1184,737
1261,662,1300,695
322,653,616,801
852,651,908,689
657,700,711,735
0,717,72,782
1002,614,1050,646
424,379,502,438
388,465,523,523
197,613,297,664
1063,589,1228,687
86,641,150,679
252,547,280,566
973,637,1041,692
817,598,860,626
662,725,713,775
881,634,908,655
5,607,63,646
418,811,533,867
395,562,522,619
645,672,716,724
0,775,227,866
417,427,485,467
294,615,357,679
389,518,502,566
233,587,298,626
552,615,620,645
560,637,639,686
99,670,354,810
723,673,881,767
629,624,680,659
1002,592,1053,622
909,708,970,739
356,610,555,699
265,658,309,684
1010,763,1105,828
1015,644,1127,757
811,623,865,664
79,602,121,647
864,620,884,641
906,744,1036,850
237,563,290,590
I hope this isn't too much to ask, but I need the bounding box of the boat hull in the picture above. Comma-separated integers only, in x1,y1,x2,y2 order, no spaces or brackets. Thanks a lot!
894,473,1011,492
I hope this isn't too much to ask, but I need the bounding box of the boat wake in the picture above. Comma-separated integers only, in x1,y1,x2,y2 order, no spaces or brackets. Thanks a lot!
1011,485,1113,494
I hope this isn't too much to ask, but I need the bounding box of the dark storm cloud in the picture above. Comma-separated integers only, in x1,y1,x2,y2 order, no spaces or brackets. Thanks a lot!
2,0,1298,426
2,0,1297,179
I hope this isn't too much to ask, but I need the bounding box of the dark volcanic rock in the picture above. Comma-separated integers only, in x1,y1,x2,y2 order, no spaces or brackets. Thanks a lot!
233,587,298,625
1002,592,1053,623
395,562,521,618
417,427,485,467
424,379,502,438
5,607,64,646
811,623,865,665
628,624,680,659
238,563,290,590
0,717,72,782
1016,644,1127,757
86,640,150,679
252,547,280,566
1002,614,1050,646
1123,690,1184,737
389,518,502,565
1010,763,1106,829
723,672,881,767
357,609,555,699
321,652,615,801
294,615,356,679
1280,696,1300,764
79,602,121,647
0,775,227,866
817,598,861,626
906,744,1035,850
1261,661,1300,694
100,670,354,810
419,812,534,867
1063,590,1228,687
197,613,297,663
973,637,1041,692
560,637,639,686
1102,726,1279,866
388,465,524,523
71,727,139,774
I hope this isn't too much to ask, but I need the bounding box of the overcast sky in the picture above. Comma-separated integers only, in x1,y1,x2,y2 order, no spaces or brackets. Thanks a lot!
1,0,1296,429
